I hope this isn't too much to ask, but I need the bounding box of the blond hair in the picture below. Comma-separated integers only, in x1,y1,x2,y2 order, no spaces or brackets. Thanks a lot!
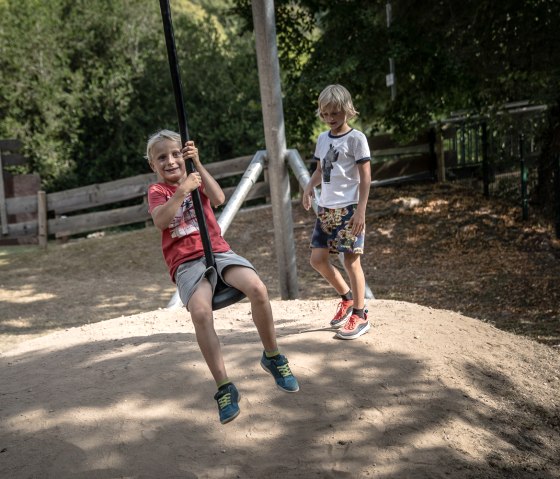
145,129,181,163
316,84,358,119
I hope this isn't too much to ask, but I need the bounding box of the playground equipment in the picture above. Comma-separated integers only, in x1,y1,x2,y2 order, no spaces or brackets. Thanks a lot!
162,0,300,308
159,0,245,310
166,151,267,309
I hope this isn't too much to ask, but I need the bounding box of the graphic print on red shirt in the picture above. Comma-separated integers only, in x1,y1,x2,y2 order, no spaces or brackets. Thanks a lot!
148,181,230,282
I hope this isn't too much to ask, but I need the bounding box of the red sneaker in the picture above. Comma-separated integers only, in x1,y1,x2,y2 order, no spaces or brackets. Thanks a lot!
336,313,370,340
330,300,354,328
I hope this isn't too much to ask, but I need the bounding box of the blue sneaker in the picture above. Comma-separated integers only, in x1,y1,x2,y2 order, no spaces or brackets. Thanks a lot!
214,383,240,424
260,352,299,393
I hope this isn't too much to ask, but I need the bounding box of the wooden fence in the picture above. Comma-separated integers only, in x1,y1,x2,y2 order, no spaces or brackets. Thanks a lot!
369,130,439,185
0,139,42,245
1,152,269,247
1,133,440,247
2,119,551,246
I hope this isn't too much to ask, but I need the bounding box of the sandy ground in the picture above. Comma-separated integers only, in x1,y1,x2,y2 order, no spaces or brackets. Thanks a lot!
1,183,560,478
1,298,559,479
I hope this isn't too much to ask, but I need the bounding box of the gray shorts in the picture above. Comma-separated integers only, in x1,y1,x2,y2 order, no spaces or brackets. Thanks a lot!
175,250,255,310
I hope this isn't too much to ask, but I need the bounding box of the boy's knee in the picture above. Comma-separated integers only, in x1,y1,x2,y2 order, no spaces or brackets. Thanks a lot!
310,256,331,274
309,255,323,270
246,279,269,302
189,304,213,326
343,254,360,270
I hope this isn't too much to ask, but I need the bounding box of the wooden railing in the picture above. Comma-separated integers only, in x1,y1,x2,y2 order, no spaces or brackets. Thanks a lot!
1,154,269,247
1,132,439,248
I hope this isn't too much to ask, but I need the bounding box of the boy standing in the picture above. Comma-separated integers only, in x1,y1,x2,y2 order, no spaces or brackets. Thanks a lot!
302,85,372,340
146,130,299,425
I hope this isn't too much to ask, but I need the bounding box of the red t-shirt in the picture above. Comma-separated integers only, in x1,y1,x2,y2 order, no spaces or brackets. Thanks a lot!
147,182,231,282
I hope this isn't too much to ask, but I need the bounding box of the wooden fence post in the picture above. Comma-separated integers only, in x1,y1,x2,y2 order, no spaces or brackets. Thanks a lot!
37,190,47,248
436,127,446,182
0,149,8,235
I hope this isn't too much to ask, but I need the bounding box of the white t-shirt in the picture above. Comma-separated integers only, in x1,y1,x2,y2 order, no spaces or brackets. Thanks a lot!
313,128,371,208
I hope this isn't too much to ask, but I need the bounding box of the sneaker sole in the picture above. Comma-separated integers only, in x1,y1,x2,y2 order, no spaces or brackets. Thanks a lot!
221,408,240,424
260,362,300,393
330,311,353,328
336,321,371,340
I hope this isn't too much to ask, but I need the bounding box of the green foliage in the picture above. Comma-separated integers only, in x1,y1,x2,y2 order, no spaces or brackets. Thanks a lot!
231,0,560,217
2,0,559,203
233,0,560,143
0,0,263,191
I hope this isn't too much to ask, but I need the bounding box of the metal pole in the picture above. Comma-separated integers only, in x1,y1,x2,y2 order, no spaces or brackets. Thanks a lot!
519,134,528,220
428,127,438,180
159,0,212,268
554,152,560,239
460,124,466,166
481,122,490,197
217,151,266,233
436,127,446,182
386,1,396,100
252,0,299,299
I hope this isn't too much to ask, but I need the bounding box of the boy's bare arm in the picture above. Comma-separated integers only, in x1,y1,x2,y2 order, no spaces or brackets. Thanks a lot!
193,162,225,207
349,161,372,235
357,161,371,211
302,162,322,211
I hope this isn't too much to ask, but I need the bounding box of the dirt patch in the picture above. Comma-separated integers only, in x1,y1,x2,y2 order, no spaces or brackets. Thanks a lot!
1,182,559,351
0,182,559,478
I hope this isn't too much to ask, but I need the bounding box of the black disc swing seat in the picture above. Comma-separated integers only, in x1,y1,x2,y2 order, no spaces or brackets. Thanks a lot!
159,0,246,311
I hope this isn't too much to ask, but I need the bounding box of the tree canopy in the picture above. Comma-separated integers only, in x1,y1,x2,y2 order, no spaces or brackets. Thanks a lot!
0,0,263,191
1,0,559,207
233,0,560,143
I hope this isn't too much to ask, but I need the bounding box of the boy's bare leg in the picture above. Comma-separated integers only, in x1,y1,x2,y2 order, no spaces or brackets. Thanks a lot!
224,265,299,393
223,266,277,352
343,253,365,310
309,247,350,295
187,279,228,384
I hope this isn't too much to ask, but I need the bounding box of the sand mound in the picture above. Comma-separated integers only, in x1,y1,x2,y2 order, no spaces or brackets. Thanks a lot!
1,298,559,478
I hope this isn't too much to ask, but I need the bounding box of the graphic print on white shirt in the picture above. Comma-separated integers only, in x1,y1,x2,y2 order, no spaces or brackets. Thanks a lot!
169,194,199,238
322,144,339,183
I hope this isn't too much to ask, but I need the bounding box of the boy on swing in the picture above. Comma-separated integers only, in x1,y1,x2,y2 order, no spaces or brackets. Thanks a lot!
146,129,299,425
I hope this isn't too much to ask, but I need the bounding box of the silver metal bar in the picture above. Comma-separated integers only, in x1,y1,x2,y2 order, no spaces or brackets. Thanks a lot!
217,151,266,234
286,149,319,213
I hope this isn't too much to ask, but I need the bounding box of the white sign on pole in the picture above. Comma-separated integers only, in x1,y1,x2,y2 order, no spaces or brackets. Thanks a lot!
386,73,394,87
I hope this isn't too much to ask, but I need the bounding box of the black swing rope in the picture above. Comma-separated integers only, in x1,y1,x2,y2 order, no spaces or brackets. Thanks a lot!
159,0,246,310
